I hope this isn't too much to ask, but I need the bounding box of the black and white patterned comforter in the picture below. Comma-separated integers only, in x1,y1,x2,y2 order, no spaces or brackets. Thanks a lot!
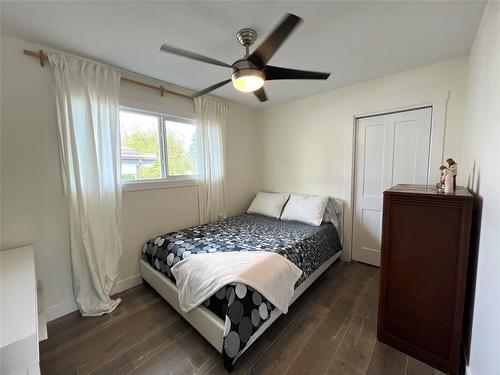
141,213,342,370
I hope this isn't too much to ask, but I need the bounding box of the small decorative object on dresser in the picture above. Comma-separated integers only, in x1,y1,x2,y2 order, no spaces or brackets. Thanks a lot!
378,184,473,375
437,162,456,193
447,158,458,190
436,165,448,192
444,168,454,193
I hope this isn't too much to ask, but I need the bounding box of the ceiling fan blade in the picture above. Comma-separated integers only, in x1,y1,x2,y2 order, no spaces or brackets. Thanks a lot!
265,65,331,80
160,44,232,68
248,13,302,66
192,79,232,97
253,87,268,102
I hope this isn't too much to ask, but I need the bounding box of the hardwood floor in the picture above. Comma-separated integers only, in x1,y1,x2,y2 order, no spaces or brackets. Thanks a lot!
40,262,445,375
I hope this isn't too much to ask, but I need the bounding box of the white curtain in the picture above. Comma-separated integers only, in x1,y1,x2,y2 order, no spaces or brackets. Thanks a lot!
194,96,229,224
49,53,123,316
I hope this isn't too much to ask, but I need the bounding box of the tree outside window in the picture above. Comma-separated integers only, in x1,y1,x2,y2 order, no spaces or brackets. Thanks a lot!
119,109,197,182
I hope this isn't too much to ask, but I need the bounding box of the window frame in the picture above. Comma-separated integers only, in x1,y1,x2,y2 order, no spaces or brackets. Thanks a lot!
119,106,198,192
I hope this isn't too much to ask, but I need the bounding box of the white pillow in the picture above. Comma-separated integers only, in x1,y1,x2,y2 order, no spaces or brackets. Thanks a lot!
247,192,290,219
323,197,341,228
280,194,329,226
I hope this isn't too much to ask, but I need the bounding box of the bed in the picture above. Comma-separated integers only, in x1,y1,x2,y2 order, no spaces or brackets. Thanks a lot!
139,199,343,371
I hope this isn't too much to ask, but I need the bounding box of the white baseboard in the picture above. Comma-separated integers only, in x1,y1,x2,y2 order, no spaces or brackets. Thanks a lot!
43,274,142,322
112,274,143,295
466,365,472,375
44,298,78,322
38,311,47,341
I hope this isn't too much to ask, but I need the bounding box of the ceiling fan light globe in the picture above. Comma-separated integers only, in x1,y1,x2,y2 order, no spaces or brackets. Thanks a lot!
231,70,265,93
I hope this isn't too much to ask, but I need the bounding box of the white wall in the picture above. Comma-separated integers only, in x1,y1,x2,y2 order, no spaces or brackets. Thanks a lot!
258,56,469,259
1,35,73,319
0,35,261,320
460,3,500,374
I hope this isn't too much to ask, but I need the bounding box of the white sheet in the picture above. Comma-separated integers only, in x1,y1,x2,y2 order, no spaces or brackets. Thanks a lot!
171,251,302,314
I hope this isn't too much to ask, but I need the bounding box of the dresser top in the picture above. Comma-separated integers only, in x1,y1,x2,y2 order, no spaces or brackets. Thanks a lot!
385,184,473,198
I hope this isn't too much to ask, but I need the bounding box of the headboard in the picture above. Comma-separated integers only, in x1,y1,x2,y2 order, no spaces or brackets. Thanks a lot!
334,198,344,245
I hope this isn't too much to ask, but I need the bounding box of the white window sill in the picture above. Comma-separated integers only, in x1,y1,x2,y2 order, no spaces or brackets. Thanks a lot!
122,178,198,192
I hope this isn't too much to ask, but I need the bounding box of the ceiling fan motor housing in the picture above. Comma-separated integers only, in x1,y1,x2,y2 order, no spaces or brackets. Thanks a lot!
231,59,260,73
231,60,264,81
231,59,265,92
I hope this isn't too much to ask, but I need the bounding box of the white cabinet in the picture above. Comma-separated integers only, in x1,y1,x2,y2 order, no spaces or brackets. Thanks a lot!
0,246,41,375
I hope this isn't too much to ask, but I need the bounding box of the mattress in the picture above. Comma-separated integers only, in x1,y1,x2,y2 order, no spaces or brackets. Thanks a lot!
141,213,342,367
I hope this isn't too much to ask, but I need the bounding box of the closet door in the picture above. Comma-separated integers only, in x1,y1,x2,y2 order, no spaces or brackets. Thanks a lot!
352,107,432,266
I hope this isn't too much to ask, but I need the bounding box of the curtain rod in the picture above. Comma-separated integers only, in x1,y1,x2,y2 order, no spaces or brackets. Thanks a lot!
23,49,194,101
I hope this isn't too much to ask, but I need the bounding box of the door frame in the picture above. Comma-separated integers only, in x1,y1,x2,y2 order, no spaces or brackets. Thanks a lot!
342,93,449,262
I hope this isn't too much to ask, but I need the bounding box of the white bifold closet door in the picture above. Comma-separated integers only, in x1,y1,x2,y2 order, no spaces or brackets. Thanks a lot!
353,107,432,266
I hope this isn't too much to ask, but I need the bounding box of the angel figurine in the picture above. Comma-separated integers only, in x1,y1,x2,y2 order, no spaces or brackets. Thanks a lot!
444,169,454,193
436,165,448,192
446,158,457,190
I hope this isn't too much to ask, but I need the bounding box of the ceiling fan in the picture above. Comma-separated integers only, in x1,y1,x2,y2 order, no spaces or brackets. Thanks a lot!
159,13,331,102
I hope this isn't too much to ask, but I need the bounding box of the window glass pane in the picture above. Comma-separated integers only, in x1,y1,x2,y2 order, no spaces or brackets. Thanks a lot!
120,111,162,181
165,120,197,176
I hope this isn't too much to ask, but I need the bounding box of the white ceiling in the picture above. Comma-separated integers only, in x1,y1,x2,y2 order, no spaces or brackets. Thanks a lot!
1,1,485,109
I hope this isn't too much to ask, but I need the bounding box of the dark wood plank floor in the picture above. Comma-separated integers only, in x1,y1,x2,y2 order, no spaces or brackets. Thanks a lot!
40,262,445,375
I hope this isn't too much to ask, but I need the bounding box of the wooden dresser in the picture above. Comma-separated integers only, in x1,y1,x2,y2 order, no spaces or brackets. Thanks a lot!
378,184,473,375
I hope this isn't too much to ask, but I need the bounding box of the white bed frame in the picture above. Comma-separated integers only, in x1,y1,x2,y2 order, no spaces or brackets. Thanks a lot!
140,199,344,364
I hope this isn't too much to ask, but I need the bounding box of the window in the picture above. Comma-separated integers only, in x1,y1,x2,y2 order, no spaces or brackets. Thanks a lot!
165,119,197,177
119,108,197,187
